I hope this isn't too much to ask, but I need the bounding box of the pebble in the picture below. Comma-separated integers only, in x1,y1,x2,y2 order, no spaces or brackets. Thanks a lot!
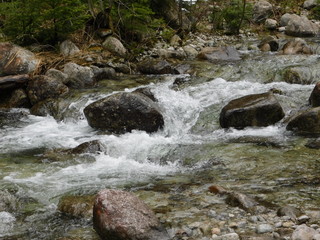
256,223,274,234
275,222,282,228
211,227,221,235
212,233,240,240
282,221,295,228
297,215,310,224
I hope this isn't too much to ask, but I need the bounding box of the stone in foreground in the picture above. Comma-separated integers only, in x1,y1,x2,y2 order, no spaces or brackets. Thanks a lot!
93,189,169,240
220,92,285,129
84,92,164,133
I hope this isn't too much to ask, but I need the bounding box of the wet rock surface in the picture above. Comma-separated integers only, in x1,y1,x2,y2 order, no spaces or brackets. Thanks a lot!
84,92,164,133
219,92,285,129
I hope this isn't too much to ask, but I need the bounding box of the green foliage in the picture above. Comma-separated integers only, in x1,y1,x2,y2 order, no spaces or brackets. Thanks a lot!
211,0,253,35
310,0,320,20
111,0,163,42
0,0,88,45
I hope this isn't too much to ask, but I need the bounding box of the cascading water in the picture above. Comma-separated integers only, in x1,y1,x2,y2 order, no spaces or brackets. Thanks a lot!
1,52,320,239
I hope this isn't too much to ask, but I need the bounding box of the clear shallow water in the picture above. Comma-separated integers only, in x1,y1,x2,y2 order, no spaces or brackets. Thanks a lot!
0,54,320,238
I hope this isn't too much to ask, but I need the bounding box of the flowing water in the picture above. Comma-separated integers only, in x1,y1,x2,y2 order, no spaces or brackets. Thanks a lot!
1,49,320,239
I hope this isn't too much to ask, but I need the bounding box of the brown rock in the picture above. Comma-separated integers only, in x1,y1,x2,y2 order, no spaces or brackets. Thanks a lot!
93,189,169,240
58,195,95,219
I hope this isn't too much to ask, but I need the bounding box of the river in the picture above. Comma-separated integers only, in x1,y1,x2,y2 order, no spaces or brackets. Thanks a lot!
0,47,320,239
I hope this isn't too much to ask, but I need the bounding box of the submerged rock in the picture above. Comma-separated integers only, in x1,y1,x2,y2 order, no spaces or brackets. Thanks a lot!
58,195,95,219
93,189,169,240
69,140,104,154
84,92,164,133
219,92,285,129
286,107,320,136
283,66,319,85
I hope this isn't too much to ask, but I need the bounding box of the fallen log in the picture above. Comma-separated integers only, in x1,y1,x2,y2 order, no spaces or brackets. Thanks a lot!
0,74,30,90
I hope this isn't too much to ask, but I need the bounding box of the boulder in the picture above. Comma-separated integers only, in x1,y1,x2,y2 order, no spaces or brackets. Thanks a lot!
286,107,320,136
277,206,303,219
0,42,40,76
157,48,186,60
280,13,294,27
303,0,317,9
252,0,273,24
102,36,127,57
220,92,285,129
91,66,116,81
285,14,319,37
198,46,241,62
265,18,278,30
27,76,69,105
45,69,68,84
137,59,177,75
7,88,30,108
93,189,169,240
309,82,320,107
84,92,164,133
59,40,80,57
58,195,95,219
183,45,199,59
63,62,95,88
29,98,70,120
292,224,318,240
281,38,313,55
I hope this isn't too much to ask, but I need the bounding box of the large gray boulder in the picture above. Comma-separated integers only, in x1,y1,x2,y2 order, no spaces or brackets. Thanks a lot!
63,62,95,88
0,42,40,76
198,46,241,62
84,92,164,134
102,36,127,57
284,14,320,37
27,76,69,105
220,92,285,129
93,189,169,240
286,107,320,136
252,0,273,24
